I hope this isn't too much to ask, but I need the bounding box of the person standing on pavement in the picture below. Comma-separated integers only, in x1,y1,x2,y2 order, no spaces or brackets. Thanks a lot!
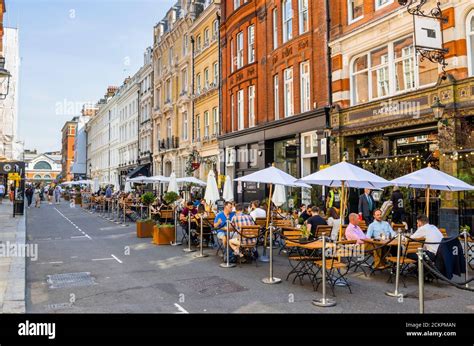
0,182,5,204
358,188,375,224
25,185,34,208
34,185,41,208
105,185,113,198
54,185,61,204
390,186,405,224
48,185,54,204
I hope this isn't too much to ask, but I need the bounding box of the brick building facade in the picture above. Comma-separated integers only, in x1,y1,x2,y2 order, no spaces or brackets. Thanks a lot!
219,0,330,204
328,0,474,230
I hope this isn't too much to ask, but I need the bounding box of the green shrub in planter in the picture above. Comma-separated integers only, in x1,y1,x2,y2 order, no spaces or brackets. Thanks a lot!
163,191,179,205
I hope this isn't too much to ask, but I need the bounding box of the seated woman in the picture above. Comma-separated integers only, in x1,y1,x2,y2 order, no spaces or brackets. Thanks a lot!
327,207,341,241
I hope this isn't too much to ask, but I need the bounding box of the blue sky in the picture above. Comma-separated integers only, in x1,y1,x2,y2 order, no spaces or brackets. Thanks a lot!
5,0,175,152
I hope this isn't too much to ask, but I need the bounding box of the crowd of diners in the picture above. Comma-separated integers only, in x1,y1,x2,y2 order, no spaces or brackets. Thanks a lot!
78,182,447,265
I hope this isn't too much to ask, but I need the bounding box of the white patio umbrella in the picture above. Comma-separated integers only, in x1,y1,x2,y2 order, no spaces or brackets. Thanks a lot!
167,172,178,193
297,161,391,241
391,166,474,218
74,179,93,185
176,177,207,186
124,181,132,193
235,165,310,284
204,171,220,205
272,184,286,207
147,175,170,183
222,175,234,202
236,166,310,226
93,178,100,192
126,176,152,184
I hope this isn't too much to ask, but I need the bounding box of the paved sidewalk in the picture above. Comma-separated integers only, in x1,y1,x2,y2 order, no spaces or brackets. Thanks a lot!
0,201,26,313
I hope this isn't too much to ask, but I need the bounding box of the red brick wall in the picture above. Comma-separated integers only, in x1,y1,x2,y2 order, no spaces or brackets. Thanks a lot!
221,0,329,136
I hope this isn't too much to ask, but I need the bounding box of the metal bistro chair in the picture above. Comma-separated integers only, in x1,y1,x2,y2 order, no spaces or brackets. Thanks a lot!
286,239,322,287
386,237,425,287
195,214,214,248
313,239,357,296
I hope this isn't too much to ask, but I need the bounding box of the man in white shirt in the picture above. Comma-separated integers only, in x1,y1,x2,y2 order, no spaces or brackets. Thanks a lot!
249,200,266,221
410,215,443,261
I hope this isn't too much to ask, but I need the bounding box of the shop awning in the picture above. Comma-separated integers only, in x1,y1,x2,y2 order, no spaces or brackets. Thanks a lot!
126,165,149,179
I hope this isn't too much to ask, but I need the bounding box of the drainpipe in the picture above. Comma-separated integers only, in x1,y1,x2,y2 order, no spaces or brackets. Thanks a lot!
191,36,195,144
137,89,141,170
325,0,333,107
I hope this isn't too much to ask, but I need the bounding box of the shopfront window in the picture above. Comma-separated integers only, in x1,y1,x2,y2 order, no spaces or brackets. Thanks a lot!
274,138,298,178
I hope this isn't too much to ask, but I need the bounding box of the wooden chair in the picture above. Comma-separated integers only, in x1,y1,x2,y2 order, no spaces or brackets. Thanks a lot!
314,225,333,240
254,218,267,228
359,220,368,231
392,223,407,232
237,225,260,266
439,228,448,238
386,237,425,287
279,228,302,255
159,209,174,224
313,240,356,295
273,219,293,228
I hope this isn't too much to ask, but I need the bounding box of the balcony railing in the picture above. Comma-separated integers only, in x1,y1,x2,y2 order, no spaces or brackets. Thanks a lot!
157,136,179,152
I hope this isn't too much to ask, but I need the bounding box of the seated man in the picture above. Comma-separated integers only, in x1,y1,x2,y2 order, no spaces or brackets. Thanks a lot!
229,203,257,259
366,209,396,239
305,206,328,239
366,209,397,269
299,204,313,224
213,202,236,255
408,215,443,262
180,201,198,243
249,200,266,221
345,213,368,244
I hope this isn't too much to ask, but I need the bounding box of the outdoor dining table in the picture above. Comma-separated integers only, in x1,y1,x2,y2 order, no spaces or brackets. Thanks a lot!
362,237,407,274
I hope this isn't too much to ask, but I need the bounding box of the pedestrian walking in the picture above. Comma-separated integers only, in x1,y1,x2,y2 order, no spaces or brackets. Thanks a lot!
25,186,34,208
54,185,61,204
48,185,54,204
34,186,41,208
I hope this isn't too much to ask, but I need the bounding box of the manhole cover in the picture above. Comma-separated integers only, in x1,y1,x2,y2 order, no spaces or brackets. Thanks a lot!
178,276,247,297
47,272,96,289
404,291,450,301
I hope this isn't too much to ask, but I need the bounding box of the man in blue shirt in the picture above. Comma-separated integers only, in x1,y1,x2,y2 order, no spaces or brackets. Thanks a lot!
214,201,235,253
366,209,396,239
105,185,113,198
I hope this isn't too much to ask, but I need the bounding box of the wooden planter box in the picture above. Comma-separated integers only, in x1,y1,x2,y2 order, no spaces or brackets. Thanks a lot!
136,221,154,238
152,225,175,245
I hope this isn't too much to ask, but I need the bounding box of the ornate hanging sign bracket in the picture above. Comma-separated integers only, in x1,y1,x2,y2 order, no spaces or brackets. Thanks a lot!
399,0,449,77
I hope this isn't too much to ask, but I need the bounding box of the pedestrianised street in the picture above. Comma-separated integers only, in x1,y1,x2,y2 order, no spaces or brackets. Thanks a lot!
26,202,473,314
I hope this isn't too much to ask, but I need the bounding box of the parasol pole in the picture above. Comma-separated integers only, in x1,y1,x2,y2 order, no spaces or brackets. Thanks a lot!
266,183,273,229
260,183,273,262
425,185,430,219
338,181,346,242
